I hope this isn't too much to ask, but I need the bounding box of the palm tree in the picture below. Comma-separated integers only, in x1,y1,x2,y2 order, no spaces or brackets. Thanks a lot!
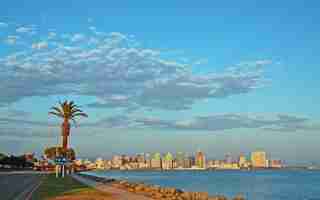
49,100,88,151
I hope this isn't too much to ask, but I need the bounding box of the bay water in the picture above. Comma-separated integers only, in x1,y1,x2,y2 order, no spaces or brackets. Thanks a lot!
83,170,320,200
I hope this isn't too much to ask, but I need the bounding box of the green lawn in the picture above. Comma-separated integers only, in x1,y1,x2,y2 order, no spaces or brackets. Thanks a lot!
32,174,97,200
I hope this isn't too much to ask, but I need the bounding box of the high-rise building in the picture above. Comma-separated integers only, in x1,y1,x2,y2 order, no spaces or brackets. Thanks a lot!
95,158,105,169
162,152,174,170
112,155,123,168
151,152,162,169
238,154,248,168
195,151,206,169
136,154,145,163
145,153,151,168
270,160,282,168
225,154,233,164
184,156,193,168
176,152,185,168
251,151,267,168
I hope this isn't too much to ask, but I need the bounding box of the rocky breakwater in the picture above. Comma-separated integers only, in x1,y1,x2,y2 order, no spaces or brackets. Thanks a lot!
79,173,245,200
112,180,245,200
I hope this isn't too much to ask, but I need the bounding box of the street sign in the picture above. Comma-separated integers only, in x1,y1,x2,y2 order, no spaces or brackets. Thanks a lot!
55,156,67,165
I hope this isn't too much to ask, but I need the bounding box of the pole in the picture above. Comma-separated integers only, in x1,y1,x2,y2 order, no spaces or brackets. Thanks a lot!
62,165,65,178
56,165,59,178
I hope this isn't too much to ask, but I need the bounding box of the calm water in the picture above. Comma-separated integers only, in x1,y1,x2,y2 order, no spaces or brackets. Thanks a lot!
83,170,320,200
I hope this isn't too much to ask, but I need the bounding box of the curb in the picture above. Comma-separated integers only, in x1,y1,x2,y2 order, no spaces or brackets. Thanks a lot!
25,180,42,200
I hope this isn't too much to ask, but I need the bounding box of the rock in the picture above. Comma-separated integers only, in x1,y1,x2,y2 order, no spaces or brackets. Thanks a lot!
152,192,164,199
209,195,228,200
198,192,209,200
134,184,145,192
119,180,128,185
181,191,192,200
232,194,245,200
167,187,177,195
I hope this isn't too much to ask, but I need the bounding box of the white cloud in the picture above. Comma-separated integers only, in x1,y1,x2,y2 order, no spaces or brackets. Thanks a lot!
16,26,36,34
48,32,57,39
32,41,48,50
89,26,96,31
4,35,19,45
118,113,318,132
193,58,208,65
71,33,85,42
0,22,8,28
0,26,271,111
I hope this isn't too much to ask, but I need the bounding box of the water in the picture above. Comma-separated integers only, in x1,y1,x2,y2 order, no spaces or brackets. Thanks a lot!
83,170,320,200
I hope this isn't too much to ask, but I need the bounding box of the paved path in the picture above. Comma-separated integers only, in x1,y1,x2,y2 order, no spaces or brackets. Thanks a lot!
0,171,44,200
71,174,154,200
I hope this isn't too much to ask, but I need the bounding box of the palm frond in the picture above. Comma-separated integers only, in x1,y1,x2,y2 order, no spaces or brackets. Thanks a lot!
71,112,88,118
48,111,64,118
71,108,84,114
51,100,88,121
50,106,64,116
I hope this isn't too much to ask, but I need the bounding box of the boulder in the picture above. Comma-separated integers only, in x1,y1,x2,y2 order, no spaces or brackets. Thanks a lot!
134,184,145,192
181,191,193,200
197,192,209,200
209,195,228,200
232,194,245,200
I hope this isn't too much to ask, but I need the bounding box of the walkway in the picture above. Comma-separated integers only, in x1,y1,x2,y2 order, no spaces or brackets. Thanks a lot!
71,174,154,200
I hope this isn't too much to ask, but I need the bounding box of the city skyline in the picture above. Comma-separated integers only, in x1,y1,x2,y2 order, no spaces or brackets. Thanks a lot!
0,1,320,165
72,150,284,170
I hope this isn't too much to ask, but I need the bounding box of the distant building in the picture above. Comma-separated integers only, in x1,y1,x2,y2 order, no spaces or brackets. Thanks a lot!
195,151,206,169
251,151,267,168
136,154,145,163
112,155,123,168
225,154,233,164
270,160,282,168
151,153,162,169
122,155,130,164
184,156,193,168
220,162,240,170
176,152,185,168
238,154,250,168
162,152,174,170
145,153,151,168
95,158,105,169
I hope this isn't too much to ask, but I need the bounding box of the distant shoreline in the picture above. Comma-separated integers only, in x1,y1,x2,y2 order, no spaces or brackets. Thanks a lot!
90,167,319,172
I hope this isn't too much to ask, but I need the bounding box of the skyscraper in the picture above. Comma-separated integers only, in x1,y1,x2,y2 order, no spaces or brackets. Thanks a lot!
176,152,185,168
238,153,249,168
195,151,206,169
225,154,233,164
162,152,174,170
151,152,162,169
251,151,267,168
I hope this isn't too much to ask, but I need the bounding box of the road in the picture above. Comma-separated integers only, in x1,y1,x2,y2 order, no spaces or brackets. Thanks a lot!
0,171,44,200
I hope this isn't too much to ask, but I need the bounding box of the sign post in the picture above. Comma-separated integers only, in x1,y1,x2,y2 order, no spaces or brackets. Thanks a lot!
55,156,67,178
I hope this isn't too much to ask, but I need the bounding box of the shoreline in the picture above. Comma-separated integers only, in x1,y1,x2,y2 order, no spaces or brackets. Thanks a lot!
77,173,245,200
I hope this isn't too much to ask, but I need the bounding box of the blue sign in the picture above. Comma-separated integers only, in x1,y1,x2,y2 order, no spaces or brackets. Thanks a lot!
55,156,67,165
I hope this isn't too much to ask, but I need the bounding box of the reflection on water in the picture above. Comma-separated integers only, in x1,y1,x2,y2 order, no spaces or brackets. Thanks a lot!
83,170,320,200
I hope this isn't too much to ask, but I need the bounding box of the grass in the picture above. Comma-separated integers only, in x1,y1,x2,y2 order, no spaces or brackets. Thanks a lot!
33,174,114,200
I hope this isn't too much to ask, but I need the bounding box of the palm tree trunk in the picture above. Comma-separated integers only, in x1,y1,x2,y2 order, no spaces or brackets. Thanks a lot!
62,119,70,150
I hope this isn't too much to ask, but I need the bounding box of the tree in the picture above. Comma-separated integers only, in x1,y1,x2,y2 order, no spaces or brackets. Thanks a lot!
49,100,88,150
44,146,76,160
0,153,6,160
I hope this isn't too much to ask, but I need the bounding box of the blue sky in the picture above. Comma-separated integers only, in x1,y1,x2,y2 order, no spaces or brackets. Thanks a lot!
0,1,319,164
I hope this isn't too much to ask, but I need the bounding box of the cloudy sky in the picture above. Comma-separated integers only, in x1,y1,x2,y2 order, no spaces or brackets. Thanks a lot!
0,1,319,164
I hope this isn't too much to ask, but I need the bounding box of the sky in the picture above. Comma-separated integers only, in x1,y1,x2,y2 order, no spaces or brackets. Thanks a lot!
0,1,319,165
